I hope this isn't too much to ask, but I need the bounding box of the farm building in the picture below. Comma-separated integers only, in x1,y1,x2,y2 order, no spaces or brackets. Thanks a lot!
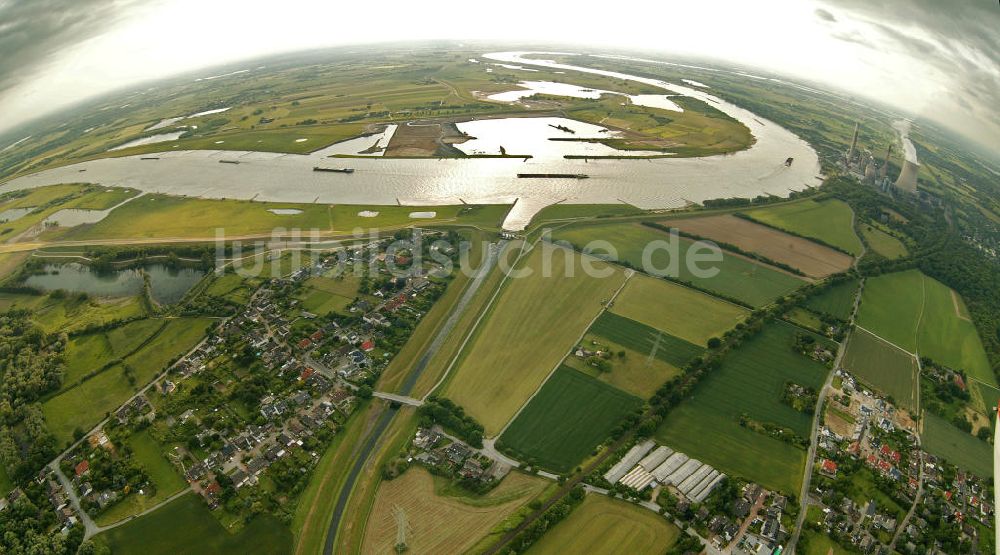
619,465,656,490
690,473,727,503
603,440,654,484
638,446,674,471
678,464,715,496
651,453,689,483
665,458,703,486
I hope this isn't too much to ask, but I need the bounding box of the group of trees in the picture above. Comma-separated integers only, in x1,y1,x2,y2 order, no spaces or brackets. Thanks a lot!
0,312,63,483
418,397,485,448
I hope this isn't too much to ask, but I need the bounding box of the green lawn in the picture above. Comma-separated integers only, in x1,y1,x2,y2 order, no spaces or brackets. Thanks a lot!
842,328,919,412
742,199,863,255
529,203,644,227
857,270,996,407
799,529,859,555
609,273,747,346
64,194,511,240
43,318,213,444
96,431,188,526
63,319,166,388
94,493,292,555
294,275,362,316
655,321,833,494
805,279,859,321
922,411,993,478
553,222,806,307
844,468,907,519
498,366,643,472
0,291,146,334
859,222,908,259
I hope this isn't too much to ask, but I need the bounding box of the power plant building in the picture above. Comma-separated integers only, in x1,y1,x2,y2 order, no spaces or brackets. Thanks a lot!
895,160,920,193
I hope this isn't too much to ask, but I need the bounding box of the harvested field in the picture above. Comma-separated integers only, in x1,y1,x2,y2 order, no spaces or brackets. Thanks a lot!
361,468,546,555
442,244,625,436
668,214,854,277
609,273,747,346
742,199,863,255
527,494,680,555
553,222,806,307
842,328,919,412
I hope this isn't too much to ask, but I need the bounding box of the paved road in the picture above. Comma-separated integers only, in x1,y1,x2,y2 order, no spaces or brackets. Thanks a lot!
372,391,423,406
788,278,865,554
890,435,924,549
322,242,503,555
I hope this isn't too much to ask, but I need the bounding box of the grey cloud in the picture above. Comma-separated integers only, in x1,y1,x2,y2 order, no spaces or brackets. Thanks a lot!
831,30,876,49
0,0,150,95
820,0,1000,146
815,8,837,22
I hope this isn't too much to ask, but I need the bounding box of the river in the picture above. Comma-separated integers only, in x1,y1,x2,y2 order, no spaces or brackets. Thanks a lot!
0,52,821,230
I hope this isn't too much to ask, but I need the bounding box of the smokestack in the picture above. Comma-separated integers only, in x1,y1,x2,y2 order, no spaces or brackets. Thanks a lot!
895,160,919,193
847,122,859,162
880,143,893,179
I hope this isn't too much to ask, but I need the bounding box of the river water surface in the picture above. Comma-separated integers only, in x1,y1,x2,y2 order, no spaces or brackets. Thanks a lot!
0,52,820,230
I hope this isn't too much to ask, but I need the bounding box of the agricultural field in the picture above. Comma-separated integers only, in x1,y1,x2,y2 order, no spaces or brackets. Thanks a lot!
42,317,213,444
94,493,292,555
921,412,993,479
667,214,854,277
857,270,996,408
742,199,863,255
442,244,626,436
95,431,188,526
527,494,681,555
498,366,643,472
655,321,834,494
609,273,747,345
859,222,908,259
553,222,805,307
589,312,704,369
842,328,919,412
360,467,547,554
805,278,859,321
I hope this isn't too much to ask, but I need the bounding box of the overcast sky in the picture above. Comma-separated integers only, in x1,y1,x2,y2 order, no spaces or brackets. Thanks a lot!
0,0,997,149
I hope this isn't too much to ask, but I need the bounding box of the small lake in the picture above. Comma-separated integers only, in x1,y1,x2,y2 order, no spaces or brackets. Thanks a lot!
315,124,398,156
0,207,35,222
488,80,684,112
109,132,185,151
455,117,663,158
25,263,206,304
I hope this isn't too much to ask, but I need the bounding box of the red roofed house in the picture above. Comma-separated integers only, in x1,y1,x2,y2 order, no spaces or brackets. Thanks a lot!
75,460,90,478
310,331,324,342
820,459,838,477
205,481,222,496
300,367,315,381
361,340,375,352
298,338,312,350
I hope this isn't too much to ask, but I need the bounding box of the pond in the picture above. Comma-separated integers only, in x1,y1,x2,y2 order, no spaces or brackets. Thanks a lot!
0,207,35,222
24,263,206,304
109,132,186,151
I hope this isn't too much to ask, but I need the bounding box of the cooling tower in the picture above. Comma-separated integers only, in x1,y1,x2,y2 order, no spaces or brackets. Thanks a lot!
895,160,919,193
